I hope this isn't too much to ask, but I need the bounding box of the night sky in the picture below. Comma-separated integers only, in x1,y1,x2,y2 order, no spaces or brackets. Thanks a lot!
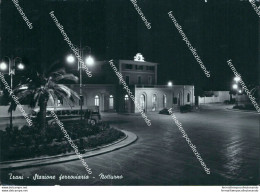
0,0,259,94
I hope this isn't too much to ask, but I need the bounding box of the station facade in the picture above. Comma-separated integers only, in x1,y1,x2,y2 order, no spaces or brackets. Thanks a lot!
49,53,195,113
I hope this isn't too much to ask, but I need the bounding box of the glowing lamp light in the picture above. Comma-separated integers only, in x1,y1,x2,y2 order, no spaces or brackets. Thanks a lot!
232,84,238,90
86,56,94,66
66,55,75,63
17,63,24,70
234,76,241,82
238,90,242,94
0,62,8,71
168,81,173,87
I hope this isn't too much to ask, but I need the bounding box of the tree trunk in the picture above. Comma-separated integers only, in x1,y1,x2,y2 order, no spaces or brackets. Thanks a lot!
39,99,48,135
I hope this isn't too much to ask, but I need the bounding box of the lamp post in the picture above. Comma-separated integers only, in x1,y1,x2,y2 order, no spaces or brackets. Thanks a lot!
232,83,238,106
167,81,174,108
0,56,24,129
66,45,94,120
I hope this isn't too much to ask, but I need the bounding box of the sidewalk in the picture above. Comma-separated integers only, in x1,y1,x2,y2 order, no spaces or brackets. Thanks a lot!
199,103,259,114
225,108,259,114
0,130,137,170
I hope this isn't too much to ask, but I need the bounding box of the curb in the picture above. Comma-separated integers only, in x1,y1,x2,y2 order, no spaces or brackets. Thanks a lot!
225,108,259,114
0,130,137,170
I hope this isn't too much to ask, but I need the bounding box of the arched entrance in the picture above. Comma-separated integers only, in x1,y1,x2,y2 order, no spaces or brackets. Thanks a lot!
152,94,157,111
140,94,146,112
163,94,167,108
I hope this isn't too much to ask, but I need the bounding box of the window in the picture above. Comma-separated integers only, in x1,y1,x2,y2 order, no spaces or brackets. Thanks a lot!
187,93,190,102
152,94,157,111
173,97,178,104
124,95,129,111
125,64,133,69
136,65,144,70
125,76,130,85
163,94,167,108
57,99,62,107
140,94,145,111
146,66,155,71
148,76,152,85
109,95,114,109
95,95,100,106
138,76,142,84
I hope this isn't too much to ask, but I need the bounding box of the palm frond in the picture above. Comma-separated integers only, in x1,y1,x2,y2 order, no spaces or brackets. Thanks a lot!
53,89,74,108
48,89,58,106
54,74,79,83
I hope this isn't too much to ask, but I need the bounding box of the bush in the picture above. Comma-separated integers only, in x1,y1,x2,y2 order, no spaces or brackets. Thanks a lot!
0,120,125,161
233,104,256,111
244,103,255,110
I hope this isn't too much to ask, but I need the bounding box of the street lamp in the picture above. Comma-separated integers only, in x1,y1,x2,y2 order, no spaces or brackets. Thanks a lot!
66,54,75,64
17,63,25,70
0,56,24,129
85,56,94,66
167,81,174,107
66,46,94,120
0,62,8,71
234,76,241,83
232,79,242,106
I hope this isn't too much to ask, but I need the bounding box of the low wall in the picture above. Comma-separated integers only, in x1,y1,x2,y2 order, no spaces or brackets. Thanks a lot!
199,91,230,104
0,105,33,118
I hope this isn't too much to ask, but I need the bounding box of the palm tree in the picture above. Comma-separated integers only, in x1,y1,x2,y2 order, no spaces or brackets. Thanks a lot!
250,85,259,96
8,68,79,135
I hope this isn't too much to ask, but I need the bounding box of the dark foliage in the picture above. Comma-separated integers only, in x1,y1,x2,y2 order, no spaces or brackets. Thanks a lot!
0,121,124,161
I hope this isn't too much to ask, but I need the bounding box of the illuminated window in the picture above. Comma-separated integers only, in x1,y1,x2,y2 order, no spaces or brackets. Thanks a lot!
109,95,114,109
152,94,157,111
163,94,167,108
140,94,145,111
95,95,100,106
57,99,62,107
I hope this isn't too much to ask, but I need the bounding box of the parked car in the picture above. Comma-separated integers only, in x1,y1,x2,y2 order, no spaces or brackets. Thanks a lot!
180,105,192,113
159,108,170,115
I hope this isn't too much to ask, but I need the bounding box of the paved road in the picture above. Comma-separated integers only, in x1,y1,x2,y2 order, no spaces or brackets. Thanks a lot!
1,106,259,185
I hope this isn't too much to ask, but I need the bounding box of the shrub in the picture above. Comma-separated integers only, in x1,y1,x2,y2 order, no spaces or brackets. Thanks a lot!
244,103,255,110
0,120,124,161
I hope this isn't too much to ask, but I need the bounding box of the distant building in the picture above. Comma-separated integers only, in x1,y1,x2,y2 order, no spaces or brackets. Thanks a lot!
50,53,195,113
